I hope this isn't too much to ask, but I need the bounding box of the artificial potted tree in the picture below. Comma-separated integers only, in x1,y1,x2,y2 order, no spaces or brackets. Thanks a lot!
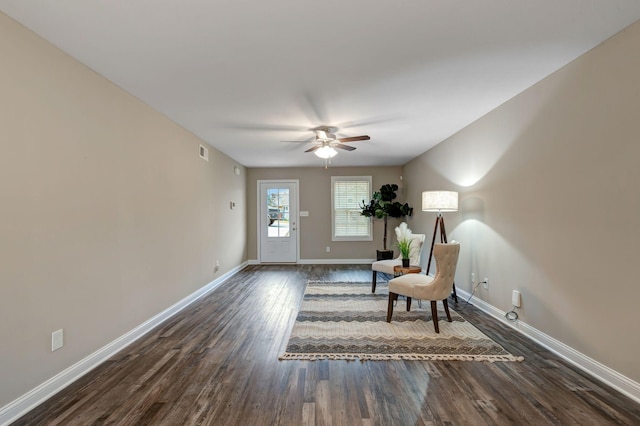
360,183,413,260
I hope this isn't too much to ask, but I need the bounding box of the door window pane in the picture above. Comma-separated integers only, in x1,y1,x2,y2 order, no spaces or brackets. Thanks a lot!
267,188,290,237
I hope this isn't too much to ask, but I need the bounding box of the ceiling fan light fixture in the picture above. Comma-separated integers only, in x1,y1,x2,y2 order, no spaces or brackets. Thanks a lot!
314,146,338,159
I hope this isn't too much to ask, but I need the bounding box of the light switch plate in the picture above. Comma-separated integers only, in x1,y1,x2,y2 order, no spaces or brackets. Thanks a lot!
512,290,521,307
52,329,64,352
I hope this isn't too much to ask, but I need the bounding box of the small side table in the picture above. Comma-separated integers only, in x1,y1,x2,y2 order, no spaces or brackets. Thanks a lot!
393,265,421,277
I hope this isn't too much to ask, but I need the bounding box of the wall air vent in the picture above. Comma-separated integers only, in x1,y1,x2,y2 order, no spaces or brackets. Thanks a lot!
199,144,209,161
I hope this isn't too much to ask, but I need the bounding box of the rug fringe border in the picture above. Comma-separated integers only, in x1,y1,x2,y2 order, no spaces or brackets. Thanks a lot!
279,352,524,362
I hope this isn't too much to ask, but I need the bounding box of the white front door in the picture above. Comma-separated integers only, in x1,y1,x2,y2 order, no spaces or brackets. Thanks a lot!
259,181,298,263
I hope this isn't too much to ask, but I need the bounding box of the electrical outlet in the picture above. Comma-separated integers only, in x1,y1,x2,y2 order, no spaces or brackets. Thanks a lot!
326,246,330,253
52,329,64,352
483,277,489,290
214,260,220,272
471,272,476,284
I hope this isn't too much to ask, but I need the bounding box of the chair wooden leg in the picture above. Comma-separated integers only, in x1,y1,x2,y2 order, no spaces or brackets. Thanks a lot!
430,301,439,333
451,282,458,303
387,292,398,322
443,298,452,322
372,271,377,293
406,297,412,311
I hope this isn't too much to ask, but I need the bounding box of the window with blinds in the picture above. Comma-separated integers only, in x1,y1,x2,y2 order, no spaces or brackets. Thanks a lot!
331,176,372,241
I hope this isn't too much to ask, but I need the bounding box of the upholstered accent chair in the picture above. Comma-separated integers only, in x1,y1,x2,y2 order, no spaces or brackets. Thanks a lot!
371,233,426,293
386,241,460,333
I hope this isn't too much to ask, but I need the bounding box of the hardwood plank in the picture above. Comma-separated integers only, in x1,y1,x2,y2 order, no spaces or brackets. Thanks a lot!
315,380,332,426
12,264,640,425
302,402,315,426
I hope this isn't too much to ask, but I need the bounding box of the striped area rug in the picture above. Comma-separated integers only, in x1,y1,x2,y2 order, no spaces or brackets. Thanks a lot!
279,281,524,362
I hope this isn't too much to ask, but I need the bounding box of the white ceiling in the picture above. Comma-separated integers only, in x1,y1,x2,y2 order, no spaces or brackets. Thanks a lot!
2,1,640,168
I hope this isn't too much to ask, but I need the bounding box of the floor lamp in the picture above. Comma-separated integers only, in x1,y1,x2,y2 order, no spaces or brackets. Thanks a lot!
422,190,459,302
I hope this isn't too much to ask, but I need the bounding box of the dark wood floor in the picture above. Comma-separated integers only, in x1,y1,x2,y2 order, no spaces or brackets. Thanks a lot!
14,265,640,425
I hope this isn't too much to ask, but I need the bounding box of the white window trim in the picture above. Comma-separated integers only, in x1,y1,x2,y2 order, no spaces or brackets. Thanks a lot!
331,176,373,242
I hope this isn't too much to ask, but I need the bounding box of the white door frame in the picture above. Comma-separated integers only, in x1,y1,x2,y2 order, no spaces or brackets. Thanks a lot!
257,179,300,263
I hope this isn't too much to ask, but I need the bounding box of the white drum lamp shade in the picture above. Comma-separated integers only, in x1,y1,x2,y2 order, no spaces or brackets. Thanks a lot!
422,191,458,212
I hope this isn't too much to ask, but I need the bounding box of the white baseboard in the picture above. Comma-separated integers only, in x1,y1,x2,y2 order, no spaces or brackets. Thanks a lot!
0,262,248,426
247,259,374,265
456,288,640,404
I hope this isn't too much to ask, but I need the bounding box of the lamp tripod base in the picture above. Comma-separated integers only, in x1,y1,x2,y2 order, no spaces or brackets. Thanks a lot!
426,214,458,303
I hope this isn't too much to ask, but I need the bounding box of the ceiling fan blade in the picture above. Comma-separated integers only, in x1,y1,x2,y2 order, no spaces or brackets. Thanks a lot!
334,143,356,151
337,135,370,143
305,145,321,153
338,115,401,129
300,92,329,124
219,122,309,132
281,135,316,143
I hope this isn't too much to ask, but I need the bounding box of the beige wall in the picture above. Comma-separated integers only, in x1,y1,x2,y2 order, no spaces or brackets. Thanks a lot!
0,13,246,407
246,167,408,260
404,21,640,381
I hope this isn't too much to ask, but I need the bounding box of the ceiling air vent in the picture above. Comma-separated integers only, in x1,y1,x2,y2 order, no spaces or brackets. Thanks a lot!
199,144,209,161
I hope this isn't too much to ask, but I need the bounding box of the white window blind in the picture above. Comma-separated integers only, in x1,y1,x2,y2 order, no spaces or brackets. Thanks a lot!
331,176,372,241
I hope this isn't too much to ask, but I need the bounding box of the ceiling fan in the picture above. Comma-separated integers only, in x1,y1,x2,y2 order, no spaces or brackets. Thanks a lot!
282,126,370,160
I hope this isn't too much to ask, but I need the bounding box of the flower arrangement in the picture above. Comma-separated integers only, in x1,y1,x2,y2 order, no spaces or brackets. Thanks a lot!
395,222,413,266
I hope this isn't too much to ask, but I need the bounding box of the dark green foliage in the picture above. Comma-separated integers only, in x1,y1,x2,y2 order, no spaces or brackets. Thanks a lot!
379,184,398,202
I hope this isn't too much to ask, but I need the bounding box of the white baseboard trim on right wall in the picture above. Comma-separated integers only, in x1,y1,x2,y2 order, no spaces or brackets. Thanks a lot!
456,288,640,404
